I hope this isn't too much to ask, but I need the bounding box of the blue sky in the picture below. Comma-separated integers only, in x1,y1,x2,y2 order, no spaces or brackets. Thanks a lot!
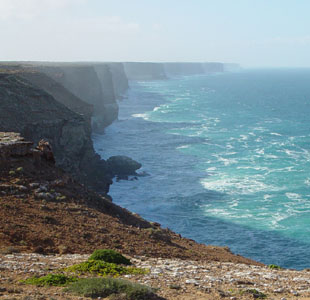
1,0,310,67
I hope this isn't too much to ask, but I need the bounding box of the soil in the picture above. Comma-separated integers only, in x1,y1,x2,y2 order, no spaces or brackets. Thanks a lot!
0,148,261,265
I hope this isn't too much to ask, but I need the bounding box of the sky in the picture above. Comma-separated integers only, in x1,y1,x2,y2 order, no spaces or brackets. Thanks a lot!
1,0,310,67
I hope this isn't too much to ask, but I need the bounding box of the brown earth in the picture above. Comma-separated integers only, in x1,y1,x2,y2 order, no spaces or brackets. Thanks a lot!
0,134,267,300
0,134,262,265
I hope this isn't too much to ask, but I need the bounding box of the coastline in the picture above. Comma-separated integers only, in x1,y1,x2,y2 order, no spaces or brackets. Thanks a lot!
2,62,308,299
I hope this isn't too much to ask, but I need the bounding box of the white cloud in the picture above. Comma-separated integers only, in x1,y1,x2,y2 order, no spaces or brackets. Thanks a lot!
0,0,85,20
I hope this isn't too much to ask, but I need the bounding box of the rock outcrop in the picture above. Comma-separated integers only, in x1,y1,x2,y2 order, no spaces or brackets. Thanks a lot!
107,155,142,178
0,73,111,193
0,132,33,159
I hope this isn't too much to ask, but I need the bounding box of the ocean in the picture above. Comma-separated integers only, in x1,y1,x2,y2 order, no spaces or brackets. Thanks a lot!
93,69,310,269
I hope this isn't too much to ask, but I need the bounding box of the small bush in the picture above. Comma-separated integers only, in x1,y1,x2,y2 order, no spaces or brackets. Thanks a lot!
268,264,282,270
89,249,131,265
21,274,78,286
242,289,267,299
65,260,147,277
65,277,155,300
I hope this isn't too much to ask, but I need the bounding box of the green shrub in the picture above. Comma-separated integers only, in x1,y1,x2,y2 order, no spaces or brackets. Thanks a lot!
21,274,78,286
268,264,282,270
241,289,267,299
65,277,155,300
89,249,131,265
65,260,147,277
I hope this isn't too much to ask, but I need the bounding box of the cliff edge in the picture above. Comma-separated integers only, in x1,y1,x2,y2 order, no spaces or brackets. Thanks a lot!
0,72,111,193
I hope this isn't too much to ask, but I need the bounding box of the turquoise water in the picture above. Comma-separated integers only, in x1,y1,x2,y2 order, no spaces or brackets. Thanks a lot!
94,69,310,269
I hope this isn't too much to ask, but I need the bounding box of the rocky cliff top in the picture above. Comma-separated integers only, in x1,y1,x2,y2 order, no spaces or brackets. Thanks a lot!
0,132,33,158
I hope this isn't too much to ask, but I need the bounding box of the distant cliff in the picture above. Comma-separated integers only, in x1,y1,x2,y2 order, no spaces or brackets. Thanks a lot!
164,62,205,76
0,72,112,193
32,64,115,131
124,62,167,80
106,62,129,98
123,62,239,80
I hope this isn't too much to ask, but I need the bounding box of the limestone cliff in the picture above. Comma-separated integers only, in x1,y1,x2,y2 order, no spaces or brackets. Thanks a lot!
106,62,129,98
164,62,205,76
18,70,93,124
124,62,167,80
0,73,111,193
203,62,225,73
93,64,119,129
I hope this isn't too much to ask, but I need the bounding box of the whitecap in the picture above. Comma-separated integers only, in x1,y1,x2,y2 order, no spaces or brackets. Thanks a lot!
285,193,303,201
132,113,150,120
206,167,217,171
265,154,278,159
214,155,238,166
200,175,278,195
176,145,190,149
270,132,282,136
255,148,265,155
239,135,248,140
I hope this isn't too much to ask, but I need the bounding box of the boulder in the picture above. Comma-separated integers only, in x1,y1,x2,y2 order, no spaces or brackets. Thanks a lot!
107,156,142,177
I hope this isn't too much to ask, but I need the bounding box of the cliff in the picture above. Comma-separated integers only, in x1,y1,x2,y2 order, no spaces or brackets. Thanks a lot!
203,62,225,73
0,131,260,265
124,62,167,80
34,64,112,131
164,62,205,76
18,70,93,124
0,72,111,193
106,62,129,98
124,62,231,80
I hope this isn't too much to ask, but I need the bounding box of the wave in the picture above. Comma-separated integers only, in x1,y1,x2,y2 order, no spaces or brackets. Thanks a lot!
132,113,150,120
200,175,279,195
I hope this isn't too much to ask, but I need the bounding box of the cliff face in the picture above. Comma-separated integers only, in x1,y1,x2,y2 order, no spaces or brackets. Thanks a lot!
93,64,118,129
0,73,111,193
106,62,129,98
19,71,93,124
34,64,119,131
203,62,225,73
124,62,167,80
164,62,205,76
124,62,230,79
